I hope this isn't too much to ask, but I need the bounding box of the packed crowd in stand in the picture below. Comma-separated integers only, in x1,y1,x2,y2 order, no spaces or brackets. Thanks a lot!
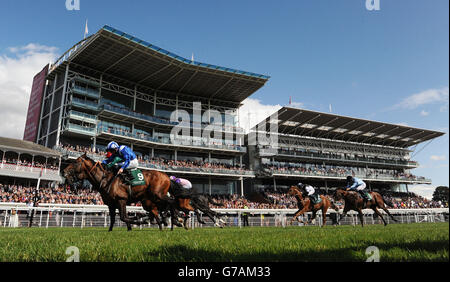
263,162,425,181
56,144,249,173
0,184,103,205
1,158,58,170
0,183,446,209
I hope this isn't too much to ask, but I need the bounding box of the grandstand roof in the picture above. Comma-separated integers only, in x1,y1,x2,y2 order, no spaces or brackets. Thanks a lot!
0,137,60,157
49,25,269,104
253,107,445,148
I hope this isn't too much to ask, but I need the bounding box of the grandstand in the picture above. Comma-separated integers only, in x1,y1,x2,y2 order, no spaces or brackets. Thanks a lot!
246,106,445,194
28,25,269,195
22,25,445,198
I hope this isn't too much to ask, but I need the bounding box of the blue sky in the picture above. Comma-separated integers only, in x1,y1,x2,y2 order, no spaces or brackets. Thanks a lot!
0,0,448,195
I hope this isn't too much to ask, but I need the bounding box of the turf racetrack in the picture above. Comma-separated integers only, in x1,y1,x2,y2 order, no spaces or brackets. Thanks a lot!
0,222,448,262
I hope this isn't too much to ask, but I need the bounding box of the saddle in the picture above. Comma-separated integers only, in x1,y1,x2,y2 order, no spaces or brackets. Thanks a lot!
355,190,372,202
309,194,322,205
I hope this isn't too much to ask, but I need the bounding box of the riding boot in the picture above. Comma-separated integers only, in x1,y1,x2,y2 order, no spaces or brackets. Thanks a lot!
122,170,132,185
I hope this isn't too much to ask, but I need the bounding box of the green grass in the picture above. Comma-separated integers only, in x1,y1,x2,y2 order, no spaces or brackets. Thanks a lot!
0,223,448,262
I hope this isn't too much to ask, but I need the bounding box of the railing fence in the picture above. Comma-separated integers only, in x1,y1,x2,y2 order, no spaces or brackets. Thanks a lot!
0,203,448,229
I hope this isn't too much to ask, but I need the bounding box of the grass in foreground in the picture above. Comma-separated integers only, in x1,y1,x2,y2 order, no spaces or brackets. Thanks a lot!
0,222,448,262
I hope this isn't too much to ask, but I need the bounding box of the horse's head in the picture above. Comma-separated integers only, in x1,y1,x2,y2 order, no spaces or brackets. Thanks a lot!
288,185,303,199
62,154,91,192
333,188,346,201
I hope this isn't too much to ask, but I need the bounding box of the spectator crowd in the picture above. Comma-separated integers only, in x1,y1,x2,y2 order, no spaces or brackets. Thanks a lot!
55,143,249,174
263,162,425,181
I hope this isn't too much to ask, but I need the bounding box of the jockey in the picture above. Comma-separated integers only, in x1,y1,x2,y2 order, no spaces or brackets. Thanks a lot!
345,176,371,202
298,182,320,204
170,176,192,189
169,176,193,198
102,141,138,182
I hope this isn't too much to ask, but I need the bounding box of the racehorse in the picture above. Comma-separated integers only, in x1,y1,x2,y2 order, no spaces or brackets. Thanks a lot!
164,187,224,229
288,185,335,227
63,154,189,231
333,188,397,227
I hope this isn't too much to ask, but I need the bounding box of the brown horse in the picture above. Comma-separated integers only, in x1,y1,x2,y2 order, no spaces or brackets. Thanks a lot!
288,185,335,227
333,188,397,227
63,154,193,231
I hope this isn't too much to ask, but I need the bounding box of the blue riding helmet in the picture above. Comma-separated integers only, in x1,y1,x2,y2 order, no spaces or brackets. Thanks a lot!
106,141,119,151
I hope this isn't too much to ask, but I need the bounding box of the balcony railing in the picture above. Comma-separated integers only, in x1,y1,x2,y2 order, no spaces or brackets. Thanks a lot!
54,147,252,176
100,103,244,134
97,125,246,153
72,86,100,99
264,168,431,183
66,123,96,136
259,148,418,168
71,97,99,111
68,110,97,123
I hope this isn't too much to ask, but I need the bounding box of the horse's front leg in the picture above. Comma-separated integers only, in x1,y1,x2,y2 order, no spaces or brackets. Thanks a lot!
290,208,307,225
108,205,116,232
308,210,318,225
117,200,142,226
336,207,349,225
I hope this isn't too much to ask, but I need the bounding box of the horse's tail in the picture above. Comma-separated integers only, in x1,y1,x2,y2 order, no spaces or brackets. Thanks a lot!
379,193,394,208
325,196,339,211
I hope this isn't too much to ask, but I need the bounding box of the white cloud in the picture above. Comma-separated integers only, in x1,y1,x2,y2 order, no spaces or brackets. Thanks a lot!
238,98,282,133
393,86,449,110
430,155,446,161
420,110,429,116
395,122,409,127
408,184,436,200
0,44,58,139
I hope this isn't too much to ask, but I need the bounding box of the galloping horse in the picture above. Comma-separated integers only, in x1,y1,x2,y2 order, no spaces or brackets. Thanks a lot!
333,188,397,227
63,154,193,231
288,185,335,227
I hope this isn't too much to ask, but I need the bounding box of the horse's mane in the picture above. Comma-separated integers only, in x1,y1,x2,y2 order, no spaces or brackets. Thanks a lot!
80,153,96,164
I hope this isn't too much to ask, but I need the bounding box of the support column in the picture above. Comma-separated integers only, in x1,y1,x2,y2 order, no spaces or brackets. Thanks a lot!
37,80,49,142
240,177,244,196
273,177,277,191
133,86,137,111
208,176,212,195
16,153,21,171
153,92,157,116
31,155,35,172
1,150,5,169
45,74,58,147
55,64,70,147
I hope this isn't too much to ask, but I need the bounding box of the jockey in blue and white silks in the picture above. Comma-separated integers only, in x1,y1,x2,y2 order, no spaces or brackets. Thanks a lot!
345,176,366,192
102,141,138,175
345,176,371,201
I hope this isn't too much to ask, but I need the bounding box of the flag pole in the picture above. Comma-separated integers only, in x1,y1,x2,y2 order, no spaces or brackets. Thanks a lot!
84,19,89,39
